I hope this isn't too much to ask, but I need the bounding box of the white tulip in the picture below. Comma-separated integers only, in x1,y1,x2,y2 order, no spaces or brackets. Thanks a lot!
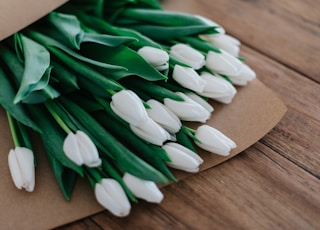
137,46,169,71
198,72,237,104
95,178,131,217
146,99,182,133
63,130,101,167
8,147,35,192
195,125,236,156
205,50,256,86
170,44,205,70
162,142,203,173
110,90,149,126
172,65,207,93
185,92,214,113
164,92,211,123
130,117,171,146
201,33,241,56
123,173,164,203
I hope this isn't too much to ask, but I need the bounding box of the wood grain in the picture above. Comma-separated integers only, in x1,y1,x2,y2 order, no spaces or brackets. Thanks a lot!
56,0,320,229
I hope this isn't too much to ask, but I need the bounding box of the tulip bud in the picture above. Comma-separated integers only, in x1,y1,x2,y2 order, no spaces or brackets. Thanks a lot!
63,130,101,167
170,44,205,70
130,117,171,146
8,147,35,192
195,125,236,156
205,50,256,86
198,72,237,104
95,178,131,217
185,92,214,113
164,92,211,123
110,90,149,126
201,34,240,56
123,173,164,203
137,46,169,71
146,99,182,133
162,142,203,173
172,65,207,93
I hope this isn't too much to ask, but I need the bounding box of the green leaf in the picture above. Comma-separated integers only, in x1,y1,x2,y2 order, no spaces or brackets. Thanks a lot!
50,60,80,93
119,8,216,27
80,42,167,81
121,77,184,102
46,153,78,200
65,8,162,50
0,61,41,132
128,24,215,41
13,33,57,104
47,12,137,50
24,30,127,73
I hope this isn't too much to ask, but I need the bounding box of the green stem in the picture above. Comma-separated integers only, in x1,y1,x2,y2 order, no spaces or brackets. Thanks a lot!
44,100,72,134
6,112,20,147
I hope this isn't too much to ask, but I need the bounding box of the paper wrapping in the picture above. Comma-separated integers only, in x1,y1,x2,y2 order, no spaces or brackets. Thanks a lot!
0,1,287,229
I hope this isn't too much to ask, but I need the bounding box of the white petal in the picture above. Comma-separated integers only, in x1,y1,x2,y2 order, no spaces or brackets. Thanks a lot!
123,173,164,203
199,72,237,103
111,90,148,126
130,118,170,146
8,147,35,192
172,65,207,93
63,132,84,166
164,92,211,122
138,46,169,67
201,34,240,56
185,92,214,113
162,142,203,172
147,99,182,133
95,179,131,217
8,149,24,190
75,131,101,167
195,125,236,156
165,142,203,164
205,50,244,76
170,44,205,70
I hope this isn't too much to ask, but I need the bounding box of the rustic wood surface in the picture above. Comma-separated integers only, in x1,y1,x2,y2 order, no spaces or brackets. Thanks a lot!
55,0,320,229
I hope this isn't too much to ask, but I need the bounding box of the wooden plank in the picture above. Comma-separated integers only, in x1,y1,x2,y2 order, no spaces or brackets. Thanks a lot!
162,0,320,82
87,143,320,230
240,46,320,177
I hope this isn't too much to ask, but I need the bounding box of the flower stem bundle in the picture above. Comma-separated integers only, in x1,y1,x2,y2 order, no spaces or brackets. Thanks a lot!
0,0,256,217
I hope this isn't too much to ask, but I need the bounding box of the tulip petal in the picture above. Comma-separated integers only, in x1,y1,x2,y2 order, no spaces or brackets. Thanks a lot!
137,46,169,67
63,132,84,166
172,65,207,93
95,178,131,217
8,149,24,190
164,92,211,122
170,44,205,70
185,92,214,113
123,173,164,203
130,118,170,146
110,90,149,126
198,72,237,104
162,142,203,172
195,125,236,156
8,147,35,192
75,131,101,167
146,99,182,133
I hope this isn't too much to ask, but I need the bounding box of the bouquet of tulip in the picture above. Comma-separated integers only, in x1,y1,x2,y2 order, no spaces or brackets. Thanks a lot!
0,0,255,217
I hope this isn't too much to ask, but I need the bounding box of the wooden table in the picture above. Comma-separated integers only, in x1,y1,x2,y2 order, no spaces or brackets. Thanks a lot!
56,0,320,229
